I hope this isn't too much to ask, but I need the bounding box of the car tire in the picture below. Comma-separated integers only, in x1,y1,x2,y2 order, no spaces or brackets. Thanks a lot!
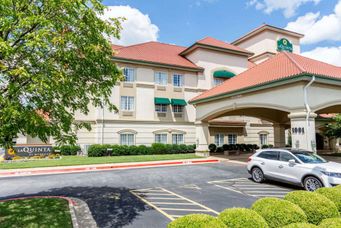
251,167,265,183
303,176,323,191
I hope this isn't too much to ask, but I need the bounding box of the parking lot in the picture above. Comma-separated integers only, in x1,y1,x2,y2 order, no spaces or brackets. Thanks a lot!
0,161,299,227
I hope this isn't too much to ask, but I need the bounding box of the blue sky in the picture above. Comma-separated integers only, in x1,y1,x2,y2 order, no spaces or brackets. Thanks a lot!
101,0,341,66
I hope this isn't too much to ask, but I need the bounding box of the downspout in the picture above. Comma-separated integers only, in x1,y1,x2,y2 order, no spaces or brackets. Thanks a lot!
303,75,316,152
101,98,104,145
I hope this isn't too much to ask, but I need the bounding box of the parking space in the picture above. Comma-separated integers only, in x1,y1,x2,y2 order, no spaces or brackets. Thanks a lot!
208,178,295,198
130,187,218,221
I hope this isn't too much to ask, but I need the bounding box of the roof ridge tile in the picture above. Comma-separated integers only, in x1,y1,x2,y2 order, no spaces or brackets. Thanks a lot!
282,52,306,73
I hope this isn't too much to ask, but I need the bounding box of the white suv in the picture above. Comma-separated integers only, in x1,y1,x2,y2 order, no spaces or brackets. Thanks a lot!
247,149,341,191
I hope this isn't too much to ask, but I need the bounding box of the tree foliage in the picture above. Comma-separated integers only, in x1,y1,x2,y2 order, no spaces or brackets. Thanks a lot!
324,114,341,139
0,0,123,148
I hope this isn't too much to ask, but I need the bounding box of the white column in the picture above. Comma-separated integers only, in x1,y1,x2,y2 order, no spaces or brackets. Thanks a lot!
273,123,286,148
195,121,210,157
288,112,317,152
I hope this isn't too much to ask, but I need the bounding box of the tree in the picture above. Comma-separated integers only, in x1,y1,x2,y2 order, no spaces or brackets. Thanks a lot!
0,0,123,148
324,114,341,139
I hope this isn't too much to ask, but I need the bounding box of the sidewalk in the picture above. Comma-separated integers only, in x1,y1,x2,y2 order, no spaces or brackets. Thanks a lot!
0,157,220,178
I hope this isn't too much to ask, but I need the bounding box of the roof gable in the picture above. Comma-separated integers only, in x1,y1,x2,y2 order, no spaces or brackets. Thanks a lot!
190,52,341,103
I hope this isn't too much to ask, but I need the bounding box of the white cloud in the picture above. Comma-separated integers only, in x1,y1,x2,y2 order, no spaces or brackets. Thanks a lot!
101,6,159,45
285,0,341,44
248,0,320,18
302,46,341,66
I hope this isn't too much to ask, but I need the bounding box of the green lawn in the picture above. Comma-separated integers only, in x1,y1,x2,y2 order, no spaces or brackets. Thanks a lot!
0,153,199,169
0,198,72,228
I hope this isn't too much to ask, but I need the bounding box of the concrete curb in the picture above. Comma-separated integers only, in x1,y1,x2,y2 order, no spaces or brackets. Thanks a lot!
0,158,219,178
0,196,80,228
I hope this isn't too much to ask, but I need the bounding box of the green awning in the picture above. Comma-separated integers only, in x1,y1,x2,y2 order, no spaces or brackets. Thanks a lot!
213,70,236,78
171,98,187,106
154,97,171,105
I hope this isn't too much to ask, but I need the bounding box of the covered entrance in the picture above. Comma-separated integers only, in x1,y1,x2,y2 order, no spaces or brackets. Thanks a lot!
190,52,341,155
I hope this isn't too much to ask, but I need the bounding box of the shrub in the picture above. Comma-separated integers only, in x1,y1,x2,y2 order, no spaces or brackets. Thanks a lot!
208,144,217,153
218,208,268,228
251,197,307,228
284,191,340,225
316,187,341,212
282,223,317,228
222,144,229,151
261,145,269,149
167,214,226,228
319,218,341,228
59,145,80,156
88,144,107,157
216,147,224,153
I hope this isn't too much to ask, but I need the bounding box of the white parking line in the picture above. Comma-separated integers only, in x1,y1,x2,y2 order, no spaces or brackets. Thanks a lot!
209,178,293,198
131,187,218,221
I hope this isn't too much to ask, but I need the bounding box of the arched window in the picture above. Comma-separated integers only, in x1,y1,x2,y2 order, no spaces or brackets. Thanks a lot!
118,129,137,146
213,70,236,86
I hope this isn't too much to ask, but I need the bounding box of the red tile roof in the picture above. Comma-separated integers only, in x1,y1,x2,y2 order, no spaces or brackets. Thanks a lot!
191,52,341,103
113,41,202,70
112,44,124,50
194,37,253,55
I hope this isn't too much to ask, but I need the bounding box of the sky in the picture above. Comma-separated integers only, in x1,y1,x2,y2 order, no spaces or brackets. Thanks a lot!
101,0,341,66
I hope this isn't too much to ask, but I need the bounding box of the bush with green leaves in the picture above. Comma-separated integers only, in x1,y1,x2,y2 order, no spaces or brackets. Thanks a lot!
251,197,307,228
218,208,268,228
319,218,341,228
167,214,226,228
316,187,341,212
284,191,340,225
58,145,80,156
282,223,317,228
208,144,217,153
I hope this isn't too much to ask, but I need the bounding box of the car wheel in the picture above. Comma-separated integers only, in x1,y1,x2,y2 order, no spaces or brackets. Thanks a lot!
251,167,265,183
303,176,323,191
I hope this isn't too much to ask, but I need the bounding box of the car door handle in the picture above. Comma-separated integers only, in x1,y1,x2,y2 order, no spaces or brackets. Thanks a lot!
260,162,265,165
278,165,284,169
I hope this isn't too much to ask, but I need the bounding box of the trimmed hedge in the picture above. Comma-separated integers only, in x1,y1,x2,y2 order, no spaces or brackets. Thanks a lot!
251,197,307,228
167,214,226,228
284,191,340,225
218,208,268,228
207,143,259,153
316,187,341,212
282,223,317,228
87,144,196,157
319,218,341,228
54,145,80,156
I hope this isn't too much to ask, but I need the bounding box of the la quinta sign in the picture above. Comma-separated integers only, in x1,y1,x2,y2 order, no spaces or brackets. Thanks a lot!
277,38,293,52
12,145,53,157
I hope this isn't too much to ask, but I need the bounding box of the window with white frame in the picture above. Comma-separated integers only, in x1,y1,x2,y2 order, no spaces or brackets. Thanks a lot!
155,134,167,144
214,133,224,146
172,105,183,113
228,134,237,145
155,72,168,85
172,134,184,144
120,133,135,145
120,96,134,111
173,74,183,87
123,68,135,82
260,134,268,145
213,78,225,86
155,104,167,113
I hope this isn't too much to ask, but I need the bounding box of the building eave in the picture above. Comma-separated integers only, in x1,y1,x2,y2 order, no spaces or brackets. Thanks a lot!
180,43,254,57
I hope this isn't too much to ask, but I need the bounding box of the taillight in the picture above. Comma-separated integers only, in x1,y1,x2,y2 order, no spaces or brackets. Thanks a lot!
247,157,252,162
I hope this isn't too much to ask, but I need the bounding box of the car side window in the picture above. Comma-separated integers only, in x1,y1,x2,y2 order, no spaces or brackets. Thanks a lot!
280,152,298,163
257,151,279,160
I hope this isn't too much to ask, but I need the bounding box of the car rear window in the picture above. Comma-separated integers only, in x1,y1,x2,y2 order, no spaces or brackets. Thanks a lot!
257,151,279,160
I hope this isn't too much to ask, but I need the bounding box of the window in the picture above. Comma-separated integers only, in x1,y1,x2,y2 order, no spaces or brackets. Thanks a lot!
155,134,167,144
155,72,168,85
120,96,134,111
213,78,225,86
228,134,237,145
280,152,298,162
257,151,279,160
123,68,135,82
120,133,135,145
172,134,184,144
215,134,224,147
173,74,183,87
260,134,268,145
292,151,327,164
155,104,167,113
172,105,183,113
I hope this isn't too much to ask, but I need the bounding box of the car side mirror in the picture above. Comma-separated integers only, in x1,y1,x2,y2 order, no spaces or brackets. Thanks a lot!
288,159,296,165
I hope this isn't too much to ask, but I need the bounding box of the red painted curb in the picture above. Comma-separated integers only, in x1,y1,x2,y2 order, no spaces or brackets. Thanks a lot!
0,159,219,177
0,196,76,206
